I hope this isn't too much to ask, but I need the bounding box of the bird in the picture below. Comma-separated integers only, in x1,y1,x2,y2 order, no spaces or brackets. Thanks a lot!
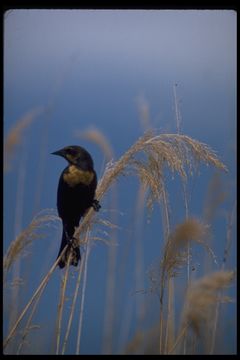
52,145,101,268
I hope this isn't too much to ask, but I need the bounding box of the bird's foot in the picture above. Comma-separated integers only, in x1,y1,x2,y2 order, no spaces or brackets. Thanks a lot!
67,237,81,264
67,236,79,249
71,245,81,264
92,199,101,212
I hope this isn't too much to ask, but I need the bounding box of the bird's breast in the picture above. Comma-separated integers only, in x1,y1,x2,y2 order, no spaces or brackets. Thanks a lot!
63,165,94,187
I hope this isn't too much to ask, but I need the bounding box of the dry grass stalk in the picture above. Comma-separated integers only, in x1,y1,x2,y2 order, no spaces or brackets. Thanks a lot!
76,233,91,354
4,208,82,352
164,277,175,354
61,257,85,354
146,219,209,354
134,183,147,328
124,322,167,354
56,254,72,354
182,270,235,339
4,107,44,172
75,127,114,163
73,132,153,241
158,185,171,354
74,132,226,245
136,94,151,131
173,83,182,134
210,202,236,354
83,217,119,246
158,218,208,354
17,283,46,354
3,249,66,351
160,219,209,298
168,323,189,354
146,134,227,176
203,173,227,222
125,330,144,354
61,229,93,354
4,131,228,353
222,203,236,267
76,127,117,353
119,183,147,354
4,210,60,275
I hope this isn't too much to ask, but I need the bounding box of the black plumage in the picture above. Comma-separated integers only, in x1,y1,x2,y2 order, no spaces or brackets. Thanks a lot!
52,145,100,268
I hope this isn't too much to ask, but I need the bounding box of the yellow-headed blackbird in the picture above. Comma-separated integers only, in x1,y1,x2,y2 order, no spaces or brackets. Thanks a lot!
52,145,100,268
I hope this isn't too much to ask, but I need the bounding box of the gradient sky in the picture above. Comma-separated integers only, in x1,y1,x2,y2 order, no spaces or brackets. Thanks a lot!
4,10,236,354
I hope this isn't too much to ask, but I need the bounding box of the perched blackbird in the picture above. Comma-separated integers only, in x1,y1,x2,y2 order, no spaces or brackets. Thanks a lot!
52,145,100,268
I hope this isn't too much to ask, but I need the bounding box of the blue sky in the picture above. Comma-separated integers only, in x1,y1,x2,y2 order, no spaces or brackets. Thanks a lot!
4,10,236,354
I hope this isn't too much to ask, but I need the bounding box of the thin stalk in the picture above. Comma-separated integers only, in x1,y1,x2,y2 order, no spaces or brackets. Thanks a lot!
191,332,197,354
102,242,117,354
182,182,190,274
118,295,134,354
61,250,85,354
162,183,170,240
182,181,189,356
173,83,181,134
209,203,235,354
159,301,164,354
4,245,68,350
32,107,52,214
8,140,27,344
17,283,46,354
119,183,146,354
168,323,189,354
134,184,146,343
76,230,91,354
159,184,170,354
164,277,175,354
102,188,118,355
56,253,71,354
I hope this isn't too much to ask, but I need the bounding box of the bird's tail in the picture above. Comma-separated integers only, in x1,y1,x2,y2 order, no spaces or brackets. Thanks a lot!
57,228,81,269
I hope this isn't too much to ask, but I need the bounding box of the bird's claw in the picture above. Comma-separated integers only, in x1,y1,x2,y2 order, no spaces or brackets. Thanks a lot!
92,199,101,212
67,236,78,249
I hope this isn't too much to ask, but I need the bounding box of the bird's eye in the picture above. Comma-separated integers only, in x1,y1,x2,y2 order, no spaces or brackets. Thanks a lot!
67,148,77,156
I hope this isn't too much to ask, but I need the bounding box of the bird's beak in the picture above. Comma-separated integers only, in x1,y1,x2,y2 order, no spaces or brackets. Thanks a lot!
51,149,65,157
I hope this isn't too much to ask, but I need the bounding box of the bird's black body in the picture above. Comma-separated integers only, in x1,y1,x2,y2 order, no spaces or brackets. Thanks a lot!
52,145,100,268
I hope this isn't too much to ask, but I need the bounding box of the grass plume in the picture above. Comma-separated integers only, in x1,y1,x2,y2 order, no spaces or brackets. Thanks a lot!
74,132,226,244
75,126,114,163
161,219,209,281
4,209,60,276
4,107,44,172
181,270,235,338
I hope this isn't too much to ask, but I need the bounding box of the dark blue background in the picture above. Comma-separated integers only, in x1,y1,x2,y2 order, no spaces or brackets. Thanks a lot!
4,10,236,354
